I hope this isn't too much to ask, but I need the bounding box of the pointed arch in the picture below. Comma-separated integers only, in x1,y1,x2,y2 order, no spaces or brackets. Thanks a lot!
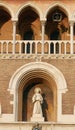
44,2,71,20
72,10,75,19
15,2,43,20
0,2,14,18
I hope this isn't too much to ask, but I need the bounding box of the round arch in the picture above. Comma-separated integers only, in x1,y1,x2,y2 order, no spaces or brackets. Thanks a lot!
44,2,71,20
0,2,14,18
15,2,43,20
8,62,67,122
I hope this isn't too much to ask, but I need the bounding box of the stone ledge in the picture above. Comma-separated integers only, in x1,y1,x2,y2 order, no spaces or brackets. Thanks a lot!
31,114,44,122
0,54,75,59
0,122,75,130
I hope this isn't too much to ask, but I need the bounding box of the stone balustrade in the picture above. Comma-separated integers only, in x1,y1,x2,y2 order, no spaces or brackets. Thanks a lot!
0,40,74,55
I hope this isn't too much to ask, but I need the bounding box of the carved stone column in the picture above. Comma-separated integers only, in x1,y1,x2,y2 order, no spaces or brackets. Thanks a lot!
41,20,46,54
70,21,74,54
12,20,17,54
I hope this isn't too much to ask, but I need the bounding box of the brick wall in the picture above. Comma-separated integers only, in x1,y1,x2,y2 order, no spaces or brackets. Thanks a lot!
43,58,75,114
0,58,75,119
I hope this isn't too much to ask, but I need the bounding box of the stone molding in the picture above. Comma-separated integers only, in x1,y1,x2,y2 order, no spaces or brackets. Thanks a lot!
1,54,75,60
8,62,67,122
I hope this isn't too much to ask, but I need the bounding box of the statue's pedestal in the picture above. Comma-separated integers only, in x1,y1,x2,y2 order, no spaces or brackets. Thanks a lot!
31,114,44,122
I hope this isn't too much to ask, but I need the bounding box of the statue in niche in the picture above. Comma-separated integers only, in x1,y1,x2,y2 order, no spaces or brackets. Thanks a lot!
32,87,43,116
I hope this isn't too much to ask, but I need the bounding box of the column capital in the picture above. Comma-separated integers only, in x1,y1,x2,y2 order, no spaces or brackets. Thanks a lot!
40,19,46,25
11,18,18,23
69,20,74,26
70,20,74,54
12,20,17,26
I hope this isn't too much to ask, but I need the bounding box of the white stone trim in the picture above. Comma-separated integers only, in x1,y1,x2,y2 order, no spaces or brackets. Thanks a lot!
8,62,67,122
1,54,75,60
70,21,74,54
0,114,14,122
8,62,67,91
15,2,43,20
0,2,14,19
71,10,75,19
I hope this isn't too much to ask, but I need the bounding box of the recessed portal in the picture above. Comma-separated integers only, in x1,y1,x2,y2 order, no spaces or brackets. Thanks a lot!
9,62,67,122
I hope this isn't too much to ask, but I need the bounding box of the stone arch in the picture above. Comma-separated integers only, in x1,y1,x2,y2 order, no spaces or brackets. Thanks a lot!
8,62,67,122
44,2,71,20
72,10,75,19
0,2,14,19
15,2,43,20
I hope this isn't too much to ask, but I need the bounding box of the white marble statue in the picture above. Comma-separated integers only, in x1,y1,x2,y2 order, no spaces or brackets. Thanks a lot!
32,87,43,116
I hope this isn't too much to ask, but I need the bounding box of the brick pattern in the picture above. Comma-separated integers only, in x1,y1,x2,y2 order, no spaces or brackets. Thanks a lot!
0,59,34,114
43,59,75,114
0,58,75,119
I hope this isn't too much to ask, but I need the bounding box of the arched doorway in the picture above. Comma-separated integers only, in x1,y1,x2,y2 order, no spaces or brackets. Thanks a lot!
8,62,67,122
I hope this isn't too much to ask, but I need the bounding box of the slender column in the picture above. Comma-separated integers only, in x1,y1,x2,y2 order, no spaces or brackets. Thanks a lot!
59,43,61,54
25,43,26,54
41,20,46,54
12,20,17,54
30,42,32,54
54,43,56,54
64,43,66,54
7,42,8,54
19,42,21,54
35,42,37,55
1,42,3,54
70,21,74,54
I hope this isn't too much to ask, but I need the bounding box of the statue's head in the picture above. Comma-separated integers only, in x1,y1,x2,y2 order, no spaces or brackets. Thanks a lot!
34,87,41,93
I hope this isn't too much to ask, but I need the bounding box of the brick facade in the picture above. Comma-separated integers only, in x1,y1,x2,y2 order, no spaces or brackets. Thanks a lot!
0,58,75,121
0,0,75,125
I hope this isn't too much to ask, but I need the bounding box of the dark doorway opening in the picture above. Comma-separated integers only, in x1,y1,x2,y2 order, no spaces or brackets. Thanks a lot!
50,28,60,40
23,30,33,40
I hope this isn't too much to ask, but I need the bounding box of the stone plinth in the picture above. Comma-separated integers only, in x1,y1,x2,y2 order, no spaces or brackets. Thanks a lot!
31,114,44,122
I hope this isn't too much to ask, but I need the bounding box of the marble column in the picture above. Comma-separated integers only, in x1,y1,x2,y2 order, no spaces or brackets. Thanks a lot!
70,21,74,54
41,20,46,54
12,20,17,54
